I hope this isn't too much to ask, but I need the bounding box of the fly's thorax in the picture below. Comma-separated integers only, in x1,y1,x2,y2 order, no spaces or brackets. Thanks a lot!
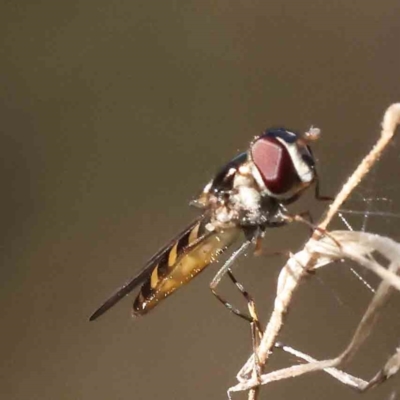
196,159,280,228
226,161,264,225
194,152,249,209
210,202,240,230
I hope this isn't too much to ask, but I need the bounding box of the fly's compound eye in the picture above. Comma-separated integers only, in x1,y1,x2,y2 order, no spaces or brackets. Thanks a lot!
250,128,316,197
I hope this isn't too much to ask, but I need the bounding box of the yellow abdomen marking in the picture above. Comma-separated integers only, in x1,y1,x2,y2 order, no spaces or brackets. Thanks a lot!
150,265,159,289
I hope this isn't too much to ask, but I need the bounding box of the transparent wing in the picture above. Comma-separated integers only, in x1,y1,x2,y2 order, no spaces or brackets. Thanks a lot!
89,215,207,321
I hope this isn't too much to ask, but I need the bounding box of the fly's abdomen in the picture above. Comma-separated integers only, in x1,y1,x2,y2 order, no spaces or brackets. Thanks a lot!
133,225,240,316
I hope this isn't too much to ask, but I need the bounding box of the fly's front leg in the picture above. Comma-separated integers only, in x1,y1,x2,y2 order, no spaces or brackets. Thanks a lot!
279,204,341,249
314,171,333,202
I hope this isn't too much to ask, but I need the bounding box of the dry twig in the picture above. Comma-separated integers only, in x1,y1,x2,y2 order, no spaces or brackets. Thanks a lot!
229,103,400,399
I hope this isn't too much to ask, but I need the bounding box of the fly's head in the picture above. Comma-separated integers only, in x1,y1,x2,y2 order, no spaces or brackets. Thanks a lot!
249,127,319,204
194,127,320,229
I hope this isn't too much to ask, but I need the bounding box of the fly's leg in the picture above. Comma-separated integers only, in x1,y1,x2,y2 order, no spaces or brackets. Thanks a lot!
210,238,263,380
226,269,263,381
280,205,342,249
314,171,333,202
226,270,262,337
210,240,254,324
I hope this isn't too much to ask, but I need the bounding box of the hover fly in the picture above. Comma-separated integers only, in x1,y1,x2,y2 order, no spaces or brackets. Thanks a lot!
89,127,324,321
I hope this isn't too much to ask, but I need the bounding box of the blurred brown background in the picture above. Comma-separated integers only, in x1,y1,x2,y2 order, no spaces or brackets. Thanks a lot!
1,1,400,399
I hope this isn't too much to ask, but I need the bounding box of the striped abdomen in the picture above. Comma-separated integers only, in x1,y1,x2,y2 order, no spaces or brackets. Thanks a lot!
133,218,240,316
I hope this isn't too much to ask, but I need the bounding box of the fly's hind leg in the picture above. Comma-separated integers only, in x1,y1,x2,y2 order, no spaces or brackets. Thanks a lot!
226,269,263,379
210,235,263,379
226,270,262,337
210,240,254,324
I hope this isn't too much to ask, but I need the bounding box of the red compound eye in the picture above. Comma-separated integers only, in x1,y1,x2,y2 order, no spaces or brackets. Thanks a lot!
251,135,299,195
